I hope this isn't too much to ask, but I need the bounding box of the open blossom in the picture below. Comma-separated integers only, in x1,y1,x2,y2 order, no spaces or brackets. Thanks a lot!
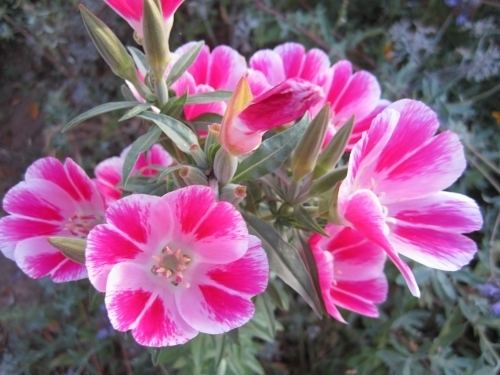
94,144,172,203
172,42,247,121
104,0,184,38
249,42,331,96
309,225,388,322
338,99,483,297
323,60,382,146
86,185,268,347
0,157,105,282
220,76,324,156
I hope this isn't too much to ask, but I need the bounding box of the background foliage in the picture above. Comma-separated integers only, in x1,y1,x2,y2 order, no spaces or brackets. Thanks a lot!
0,0,499,373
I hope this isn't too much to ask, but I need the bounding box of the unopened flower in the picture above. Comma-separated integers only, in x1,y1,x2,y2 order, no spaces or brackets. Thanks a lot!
94,144,172,203
338,99,483,297
220,76,324,156
0,157,105,282
309,225,388,322
86,185,268,347
172,42,247,120
104,0,184,39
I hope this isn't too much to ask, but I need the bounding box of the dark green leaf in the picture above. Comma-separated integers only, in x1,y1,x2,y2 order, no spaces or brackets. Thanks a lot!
244,214,324,316
292,206,328,235
233,117,309,183
63,101,140,131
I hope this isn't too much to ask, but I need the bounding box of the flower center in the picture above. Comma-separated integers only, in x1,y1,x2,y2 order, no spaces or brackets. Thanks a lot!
151,246,192,287
65,214,102,238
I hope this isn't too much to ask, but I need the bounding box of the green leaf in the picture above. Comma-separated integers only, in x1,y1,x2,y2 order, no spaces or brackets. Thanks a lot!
122,126,162,186
118,104,153,121
127,46,149,75
48,237,86,264
166,41,204,85
64,101,141,132
233,117,309,183
185,91,232,104
244,214,324,317
138,111,200,154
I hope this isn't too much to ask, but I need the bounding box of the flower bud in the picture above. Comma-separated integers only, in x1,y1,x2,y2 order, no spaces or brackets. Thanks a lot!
291,105,330,181
48,236,86,264
143,0,171,82
178,166,208,186
214,148,238,185
79,5,137,83
220,184,247,205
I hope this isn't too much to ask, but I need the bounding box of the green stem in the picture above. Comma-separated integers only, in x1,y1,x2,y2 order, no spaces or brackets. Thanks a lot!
156,78,169,106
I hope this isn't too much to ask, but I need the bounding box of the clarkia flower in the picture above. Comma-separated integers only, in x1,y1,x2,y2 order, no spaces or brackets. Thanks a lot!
86,185,268,347
324,60,382,147
220,76,324,156
309,225,388,322
104,0,184,39
0,157,105,282
338,99,483,297
172,42,247,121
94,144,172,203
249,42,331,96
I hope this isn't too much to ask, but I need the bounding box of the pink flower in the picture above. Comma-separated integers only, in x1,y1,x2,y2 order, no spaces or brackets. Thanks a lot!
324,60,382,147
95,144,172,203
220,76,324,156
309,225,388,322
0,157,105,282
338,99,483,297
172,42,247,121
86,185,268,347
104,0,184,38
249,42,331,96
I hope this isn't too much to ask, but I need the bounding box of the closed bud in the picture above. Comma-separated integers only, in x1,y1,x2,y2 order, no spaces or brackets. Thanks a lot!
178,166,208,186
214,148,238,185
291,105,330,181
79,5,136,82
220,184,247,205
143,0,171,81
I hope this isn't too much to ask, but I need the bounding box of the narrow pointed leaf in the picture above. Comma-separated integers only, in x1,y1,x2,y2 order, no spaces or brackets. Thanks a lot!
138,111,199,154
119,104,153,121
128,46,149,75
122,126,162,186
233,117,309,183
244,214,324,317
64,101,141,132
292,206,328,236
167,41,204,85
185,91,232,104
48,236,86,264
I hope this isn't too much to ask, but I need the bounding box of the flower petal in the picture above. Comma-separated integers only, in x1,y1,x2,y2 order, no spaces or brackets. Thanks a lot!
176,283,255,334
208,46,247,90
340,189,420,297
86,224,144,292
105,262,197,346
249,49,285,85
301,48,331,82
331,277,387,318
14,236,86,282
275,42,305,78
205,235,268,296
0,216,60,259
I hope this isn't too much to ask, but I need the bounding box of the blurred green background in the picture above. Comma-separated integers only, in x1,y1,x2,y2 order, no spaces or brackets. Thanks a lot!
0,0,498,374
